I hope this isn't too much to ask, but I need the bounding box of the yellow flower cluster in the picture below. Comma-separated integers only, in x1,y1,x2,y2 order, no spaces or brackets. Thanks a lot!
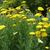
0,2,50,50
35,13,42,17
37,22,49,29
0,25,6,30
29,32,35,35
36,25,42,28
38,22,44,25
38,7,44,11
10,14,20,19
26,18,35,22
0,6,49,39
42,17,49,21
29,30,48,38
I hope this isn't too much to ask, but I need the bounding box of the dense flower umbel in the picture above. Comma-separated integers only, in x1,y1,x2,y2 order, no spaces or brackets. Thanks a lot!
41,32,48,37
35,13,42,17
0,25,6,30
43,23,49,28
42,17,49,21
10,14,20,18
35,31,41,37
38,7,44,11
40,29,46,32
26,18,35,22
36,25,42,28
38,22,44,25
29,32,35,35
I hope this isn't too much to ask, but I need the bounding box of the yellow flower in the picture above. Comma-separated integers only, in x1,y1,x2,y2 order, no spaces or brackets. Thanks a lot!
43,23,49,28
36,25,42,28
42,17,48,21
10,14,20,18
38,7,44,11
40,29,46,32
35,31,41,37
26,18,35,22
45,46,49,49
41,32,48,37
35,13,42,17
0,25,6,30
38,22,44,25
29,32,35,35
22,16,27,19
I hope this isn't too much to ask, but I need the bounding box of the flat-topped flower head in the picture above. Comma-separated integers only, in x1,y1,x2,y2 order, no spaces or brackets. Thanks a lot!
29,32,35,35
26,18,35,22
42,17,48,21
43,23,49,28
36,25,42,28
40,29,46,32
41,32,48,37
38,22,44,25
35,13,42,17
35,31,41,37
38,7,44,11
0,25,6,30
